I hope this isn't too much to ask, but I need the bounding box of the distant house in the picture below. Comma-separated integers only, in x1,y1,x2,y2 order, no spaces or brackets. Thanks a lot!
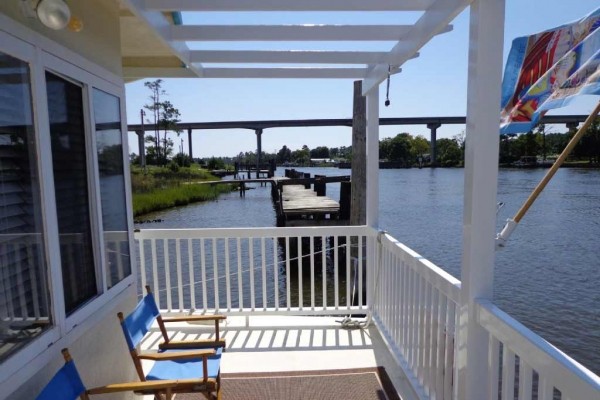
310,158,335,164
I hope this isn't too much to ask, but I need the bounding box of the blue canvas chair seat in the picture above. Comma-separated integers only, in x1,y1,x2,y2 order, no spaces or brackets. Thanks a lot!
36,348,183,400
147,349,222,381
118,287,223,399
132,286,226,351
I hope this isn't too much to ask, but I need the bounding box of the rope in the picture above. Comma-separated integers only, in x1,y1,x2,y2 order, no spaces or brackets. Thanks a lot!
152,241,361,294
336,231,387,330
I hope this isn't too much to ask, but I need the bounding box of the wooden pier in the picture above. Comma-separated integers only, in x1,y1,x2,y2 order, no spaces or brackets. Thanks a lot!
273,170,350,227
191,169,351,226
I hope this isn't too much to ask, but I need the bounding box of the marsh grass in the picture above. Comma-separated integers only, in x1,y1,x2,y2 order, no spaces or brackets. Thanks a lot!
131,165,234,216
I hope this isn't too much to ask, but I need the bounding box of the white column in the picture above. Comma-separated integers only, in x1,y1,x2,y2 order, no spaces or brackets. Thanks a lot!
457,0,505,399
366,86,380,228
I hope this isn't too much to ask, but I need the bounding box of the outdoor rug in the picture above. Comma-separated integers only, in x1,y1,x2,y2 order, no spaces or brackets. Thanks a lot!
177,367,400,400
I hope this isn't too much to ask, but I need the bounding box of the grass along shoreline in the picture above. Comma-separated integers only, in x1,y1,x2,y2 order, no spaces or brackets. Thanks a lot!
131,165,234,217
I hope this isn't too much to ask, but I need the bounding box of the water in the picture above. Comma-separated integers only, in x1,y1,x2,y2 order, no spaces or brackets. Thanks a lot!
137,167,600,374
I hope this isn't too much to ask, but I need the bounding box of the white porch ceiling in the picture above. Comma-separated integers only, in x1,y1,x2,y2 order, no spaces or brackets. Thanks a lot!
119,0,473,93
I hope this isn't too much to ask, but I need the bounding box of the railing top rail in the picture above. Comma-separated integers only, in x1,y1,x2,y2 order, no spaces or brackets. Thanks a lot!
477,299,600,397
379,232,461,303
135,225,375,239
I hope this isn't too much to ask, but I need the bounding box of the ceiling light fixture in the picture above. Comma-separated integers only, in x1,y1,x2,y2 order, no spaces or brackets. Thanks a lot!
36,0,71,30
21,0,72,30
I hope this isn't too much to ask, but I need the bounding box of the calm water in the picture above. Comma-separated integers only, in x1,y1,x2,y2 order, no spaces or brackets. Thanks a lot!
137,167,600,374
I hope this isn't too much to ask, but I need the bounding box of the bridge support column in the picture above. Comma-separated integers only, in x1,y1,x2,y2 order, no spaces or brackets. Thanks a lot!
566,121,579,134
188,128,193,160
427,122,441,167
255,128,263,178
136,130,146,168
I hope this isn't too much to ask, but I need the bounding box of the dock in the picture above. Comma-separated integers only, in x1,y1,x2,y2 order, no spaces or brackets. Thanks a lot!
273,170,350,227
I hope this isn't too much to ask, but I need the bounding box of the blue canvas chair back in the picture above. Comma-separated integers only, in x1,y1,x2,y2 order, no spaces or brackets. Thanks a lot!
121,292,160,351
36,354,86,400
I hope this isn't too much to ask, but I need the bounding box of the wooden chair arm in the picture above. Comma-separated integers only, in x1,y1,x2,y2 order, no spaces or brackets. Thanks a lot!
138,349,216,361
159,338,226,350
160,315,226,323
86,380,180,394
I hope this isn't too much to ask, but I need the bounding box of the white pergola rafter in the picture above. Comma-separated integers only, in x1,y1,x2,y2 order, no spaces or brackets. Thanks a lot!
123,0,204,77
189,50,420,65
122,0,463,81
170,25,453,42
144,0,436,12
200,68,369,79
362,0,473,94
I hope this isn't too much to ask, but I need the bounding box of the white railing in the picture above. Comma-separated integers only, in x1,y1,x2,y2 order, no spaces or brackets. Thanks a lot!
135,226,373,315
134,227,600,400
477,300,600,400
372,232,461,400
0,233,50,323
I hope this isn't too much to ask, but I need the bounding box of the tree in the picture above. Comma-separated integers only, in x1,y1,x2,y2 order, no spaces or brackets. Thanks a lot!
143,80,181,166
291,145,310,165
158,100,182,162
143,79,164,162
379,138,393,161
207,157,225,170
276,145,292,163
410,135,430,161
310,146,330,159
576,118,600,163
436,138,462,166
388,133,413,165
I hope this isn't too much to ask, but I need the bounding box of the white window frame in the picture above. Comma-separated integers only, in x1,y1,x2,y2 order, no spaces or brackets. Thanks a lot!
0,14,135,390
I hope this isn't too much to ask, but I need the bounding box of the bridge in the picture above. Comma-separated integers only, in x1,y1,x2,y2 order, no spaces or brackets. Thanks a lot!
128,115,587,168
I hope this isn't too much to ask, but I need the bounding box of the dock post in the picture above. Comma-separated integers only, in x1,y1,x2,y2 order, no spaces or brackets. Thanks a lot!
314,175,326,196
339,181,351,221
303,173,311,189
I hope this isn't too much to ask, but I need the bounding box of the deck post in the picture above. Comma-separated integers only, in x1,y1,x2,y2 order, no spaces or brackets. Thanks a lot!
366,86,379,228
457,0,505,399
427,122,440,167
351,80,367,226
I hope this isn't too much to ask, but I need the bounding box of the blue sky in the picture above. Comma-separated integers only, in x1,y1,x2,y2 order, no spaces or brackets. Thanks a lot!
125,1,600,158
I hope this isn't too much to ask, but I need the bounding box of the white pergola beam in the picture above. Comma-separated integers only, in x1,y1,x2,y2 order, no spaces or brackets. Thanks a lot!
171,24,453,42
201,68,368,79
123,67,196,79
122,0,203,77
145,0,436,12
362,0,472,95
172,25,411,42
189,50,419,65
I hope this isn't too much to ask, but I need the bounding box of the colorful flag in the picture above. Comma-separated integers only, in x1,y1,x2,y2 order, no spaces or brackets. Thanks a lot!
500,8,600,134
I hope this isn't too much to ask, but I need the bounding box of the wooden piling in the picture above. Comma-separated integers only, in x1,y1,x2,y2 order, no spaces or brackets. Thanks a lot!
351,80,367,226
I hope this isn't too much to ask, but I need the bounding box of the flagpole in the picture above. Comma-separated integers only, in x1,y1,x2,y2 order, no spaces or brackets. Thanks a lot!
496,100,600,249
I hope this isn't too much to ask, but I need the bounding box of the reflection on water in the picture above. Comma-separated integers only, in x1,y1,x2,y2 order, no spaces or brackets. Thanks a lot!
137,167,600,374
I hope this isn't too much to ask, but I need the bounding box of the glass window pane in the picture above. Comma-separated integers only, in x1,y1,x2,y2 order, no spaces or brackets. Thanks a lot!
93,89,130,288
46,72,98,314
0,52,52,361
